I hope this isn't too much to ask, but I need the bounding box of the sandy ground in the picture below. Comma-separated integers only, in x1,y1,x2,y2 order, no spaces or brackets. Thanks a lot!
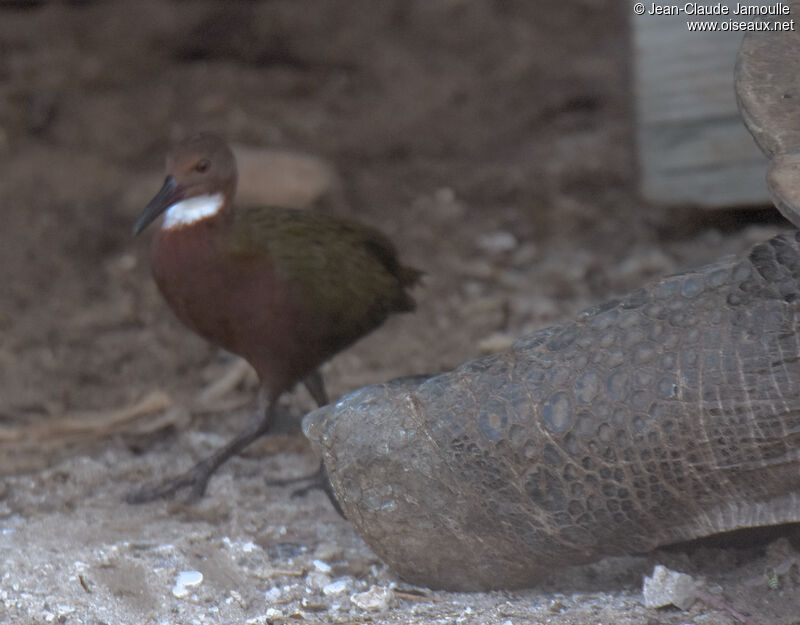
0,1,798,623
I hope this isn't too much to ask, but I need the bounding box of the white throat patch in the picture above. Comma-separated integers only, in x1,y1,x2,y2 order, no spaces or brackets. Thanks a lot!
162,193,224,229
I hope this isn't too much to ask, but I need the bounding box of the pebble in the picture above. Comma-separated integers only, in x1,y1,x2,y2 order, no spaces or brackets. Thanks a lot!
171,570,203,598
246,608,282,625
306,571,332,590
642,565,699,610
312,559,332,573
350,585,393,611
322,579,351,596
264,586,282,602
313,542,343,561
476,231,518,254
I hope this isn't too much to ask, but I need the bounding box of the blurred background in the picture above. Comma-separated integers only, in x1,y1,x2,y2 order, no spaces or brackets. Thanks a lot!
1,2,797,623
1,0,792,466
0,0,787,467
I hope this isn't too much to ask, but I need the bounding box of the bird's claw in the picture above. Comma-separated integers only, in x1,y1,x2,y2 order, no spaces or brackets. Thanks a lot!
125,459,214,504
266,462,344,516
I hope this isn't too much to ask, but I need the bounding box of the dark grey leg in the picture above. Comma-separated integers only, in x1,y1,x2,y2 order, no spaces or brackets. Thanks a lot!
302,369,329,406
126,388,276,504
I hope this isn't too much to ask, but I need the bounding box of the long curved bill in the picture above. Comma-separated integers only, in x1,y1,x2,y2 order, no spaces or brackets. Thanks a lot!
133,175,182,235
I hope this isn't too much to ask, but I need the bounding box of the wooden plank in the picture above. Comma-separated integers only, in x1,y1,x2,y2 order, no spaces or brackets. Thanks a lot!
632,1,771,207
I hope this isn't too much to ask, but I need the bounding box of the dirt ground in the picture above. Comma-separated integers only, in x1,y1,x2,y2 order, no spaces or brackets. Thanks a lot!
1,1,798,624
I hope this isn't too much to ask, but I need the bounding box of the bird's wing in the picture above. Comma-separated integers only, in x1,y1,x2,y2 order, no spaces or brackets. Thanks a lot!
229,205,418,335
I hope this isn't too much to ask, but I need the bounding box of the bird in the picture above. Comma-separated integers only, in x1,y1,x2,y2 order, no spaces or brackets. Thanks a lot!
127,133,421,503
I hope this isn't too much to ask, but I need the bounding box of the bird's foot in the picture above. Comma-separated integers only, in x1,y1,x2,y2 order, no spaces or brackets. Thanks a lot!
125,457,216,504
266,463,323,493
267,462,344,516
126,400,279,505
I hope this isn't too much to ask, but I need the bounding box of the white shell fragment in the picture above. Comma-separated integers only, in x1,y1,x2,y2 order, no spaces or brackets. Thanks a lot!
350,585,393,611
247,607,283,623
322,579,350,596
171,570,204,598
642,565,699,610
306,571,332,590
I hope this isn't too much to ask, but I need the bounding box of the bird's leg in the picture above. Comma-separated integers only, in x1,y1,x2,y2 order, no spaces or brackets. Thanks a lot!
266,369,331,494
267,454,344,517
289,462,345,518
126,388,277,504
302,369,329,406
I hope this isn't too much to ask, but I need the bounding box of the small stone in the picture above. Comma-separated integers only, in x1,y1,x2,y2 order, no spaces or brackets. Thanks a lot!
306,571,331,590
642,565,699,610
264,586,282,602
322,579,351,596
172,570,203,598
477,231,518,254
312,559,332,573
228,589,244,607
350,585,393,611
766,537,795,560
313,542,343,561
246,608,282,625
548,598,566,613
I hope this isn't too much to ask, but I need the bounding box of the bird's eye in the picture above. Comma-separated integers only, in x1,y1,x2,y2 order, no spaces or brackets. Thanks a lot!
195,159,210,173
